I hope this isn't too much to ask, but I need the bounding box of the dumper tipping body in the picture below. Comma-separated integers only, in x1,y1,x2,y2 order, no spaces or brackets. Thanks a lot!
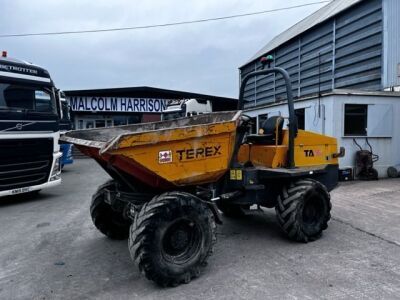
61,111,241,189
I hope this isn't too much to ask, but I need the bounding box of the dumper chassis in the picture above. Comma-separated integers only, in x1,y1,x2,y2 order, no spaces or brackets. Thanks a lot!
62,57,344,287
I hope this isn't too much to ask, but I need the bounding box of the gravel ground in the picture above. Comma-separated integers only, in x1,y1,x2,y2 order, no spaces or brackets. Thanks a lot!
0,159,399,300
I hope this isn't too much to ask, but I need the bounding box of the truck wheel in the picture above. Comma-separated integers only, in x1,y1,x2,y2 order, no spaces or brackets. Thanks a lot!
90,180,131,240
129,191,216,287
275,179,331,242
216,201,249,218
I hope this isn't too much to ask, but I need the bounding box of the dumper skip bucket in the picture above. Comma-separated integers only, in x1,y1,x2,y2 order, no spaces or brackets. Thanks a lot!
61,111,241,189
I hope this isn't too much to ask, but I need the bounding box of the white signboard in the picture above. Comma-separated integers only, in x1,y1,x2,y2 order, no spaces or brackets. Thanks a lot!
67,96,168,113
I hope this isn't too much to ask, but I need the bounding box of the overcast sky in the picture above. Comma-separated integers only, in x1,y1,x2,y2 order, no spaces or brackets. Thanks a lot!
1,0,327,98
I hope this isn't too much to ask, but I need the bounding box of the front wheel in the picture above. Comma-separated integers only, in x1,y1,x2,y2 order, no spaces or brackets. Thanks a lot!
275,179,331,242
129,191,216,287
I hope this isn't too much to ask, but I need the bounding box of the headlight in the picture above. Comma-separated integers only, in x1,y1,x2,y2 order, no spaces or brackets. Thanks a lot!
50,157,61,181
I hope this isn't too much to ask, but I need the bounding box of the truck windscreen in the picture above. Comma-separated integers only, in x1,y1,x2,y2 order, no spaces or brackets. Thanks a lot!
162,111,185,121
0,83,56,114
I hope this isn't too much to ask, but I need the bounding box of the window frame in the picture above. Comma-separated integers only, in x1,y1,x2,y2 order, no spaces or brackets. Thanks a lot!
343,103,368,137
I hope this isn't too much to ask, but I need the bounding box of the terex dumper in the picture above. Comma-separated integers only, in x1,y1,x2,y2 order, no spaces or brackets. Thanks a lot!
62,58,344,286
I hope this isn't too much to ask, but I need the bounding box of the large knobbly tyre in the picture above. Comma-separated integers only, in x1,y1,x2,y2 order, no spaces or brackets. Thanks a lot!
216,201,249,218
275,179,331,243
90,180,131,240
129,191,216,287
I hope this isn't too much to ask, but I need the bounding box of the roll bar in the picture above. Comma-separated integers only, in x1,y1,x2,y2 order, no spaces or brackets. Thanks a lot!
238,65,297,169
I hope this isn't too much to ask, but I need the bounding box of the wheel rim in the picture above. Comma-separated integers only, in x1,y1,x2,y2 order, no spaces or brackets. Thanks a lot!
302,192,325,230
162,218,202,264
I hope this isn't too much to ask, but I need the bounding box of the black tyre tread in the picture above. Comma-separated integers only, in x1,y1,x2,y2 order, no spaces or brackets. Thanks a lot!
275,179,331,243
128,191,216,287
90,179,130,240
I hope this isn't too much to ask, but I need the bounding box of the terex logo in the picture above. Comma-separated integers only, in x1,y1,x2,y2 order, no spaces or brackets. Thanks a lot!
176,145,222,161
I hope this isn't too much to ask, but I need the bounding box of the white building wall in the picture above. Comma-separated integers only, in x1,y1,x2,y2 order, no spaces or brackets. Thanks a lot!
244,92,400,178
331,94,400,177
382,0,400,90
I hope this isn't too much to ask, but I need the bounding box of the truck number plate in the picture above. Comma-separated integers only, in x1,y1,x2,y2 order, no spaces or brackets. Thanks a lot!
11,187,30,195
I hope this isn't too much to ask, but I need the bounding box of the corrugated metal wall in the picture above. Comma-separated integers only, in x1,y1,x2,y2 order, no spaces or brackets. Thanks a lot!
241,0,383,108
383,0,400,89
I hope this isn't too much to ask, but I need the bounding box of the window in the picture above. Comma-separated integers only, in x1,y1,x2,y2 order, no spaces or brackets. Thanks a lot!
0,84,55,113
106,120,113,127
85,121,94,129
35,90,53,112
295,108,305,130
127,115,140,124
162,111,185,120
344,104,367,136
95,120,106,128
113,116,127,126
1,87,34,110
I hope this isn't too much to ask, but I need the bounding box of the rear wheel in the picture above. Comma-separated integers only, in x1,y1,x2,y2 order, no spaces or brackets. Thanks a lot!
90,180,131,240
129,191,216,287
275,179,331,242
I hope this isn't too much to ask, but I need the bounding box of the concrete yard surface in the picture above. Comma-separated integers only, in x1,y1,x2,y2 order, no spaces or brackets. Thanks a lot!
0,159,399,299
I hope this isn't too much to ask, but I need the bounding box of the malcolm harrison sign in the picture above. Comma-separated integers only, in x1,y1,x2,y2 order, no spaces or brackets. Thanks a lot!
67,96,168,113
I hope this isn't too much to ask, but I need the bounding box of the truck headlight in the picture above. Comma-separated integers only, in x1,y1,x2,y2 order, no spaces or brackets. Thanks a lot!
50,157,61,181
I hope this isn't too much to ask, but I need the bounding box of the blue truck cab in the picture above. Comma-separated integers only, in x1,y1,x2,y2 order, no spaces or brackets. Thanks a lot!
59,92,73,168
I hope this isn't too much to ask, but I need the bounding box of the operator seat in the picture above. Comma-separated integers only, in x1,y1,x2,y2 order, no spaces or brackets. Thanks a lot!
246,116,284,145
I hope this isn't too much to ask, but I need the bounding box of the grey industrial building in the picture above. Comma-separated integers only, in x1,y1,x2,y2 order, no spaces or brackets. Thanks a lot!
240,0,400,178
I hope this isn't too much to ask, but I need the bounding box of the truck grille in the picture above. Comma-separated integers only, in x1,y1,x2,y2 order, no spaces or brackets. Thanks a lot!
0,138,53,191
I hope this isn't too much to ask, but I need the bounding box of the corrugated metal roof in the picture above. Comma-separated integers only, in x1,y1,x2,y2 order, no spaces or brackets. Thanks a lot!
242,0,364,66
